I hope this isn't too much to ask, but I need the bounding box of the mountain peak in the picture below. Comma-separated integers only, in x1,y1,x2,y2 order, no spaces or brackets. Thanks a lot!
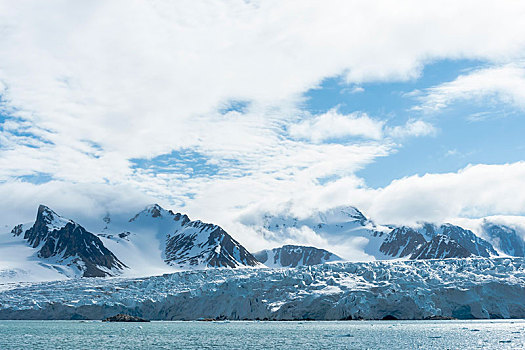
35,204,72,232
129,204,174,222
145,203,163,217
18,205,126,277
37,204,56,220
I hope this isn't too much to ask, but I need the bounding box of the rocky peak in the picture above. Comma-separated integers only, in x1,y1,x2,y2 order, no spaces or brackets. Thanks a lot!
253,245,342,267
18,205,126,277
129,204,181,222
23,205,73,248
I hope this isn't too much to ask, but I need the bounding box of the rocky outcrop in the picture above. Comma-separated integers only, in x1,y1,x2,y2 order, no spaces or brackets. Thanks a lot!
380,224,495,260
253,245,342,267
411,235,471,259
419,223,497,257
102,314,149,322
379,227,427,258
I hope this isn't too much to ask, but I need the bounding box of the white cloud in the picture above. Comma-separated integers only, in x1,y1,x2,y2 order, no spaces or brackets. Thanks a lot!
232,161,525,229
1,0,525,246
450,216,525,242
362,162,525,225
0,180,154,230
387,119,437,138
288,109,384,142
416,63,525,111
288,112,436,143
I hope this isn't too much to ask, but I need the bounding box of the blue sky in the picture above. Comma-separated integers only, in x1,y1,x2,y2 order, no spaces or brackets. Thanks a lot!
1,0,525,233
302,59,525,187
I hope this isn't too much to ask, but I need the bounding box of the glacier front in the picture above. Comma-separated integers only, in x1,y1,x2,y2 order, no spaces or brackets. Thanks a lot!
0,258,524,320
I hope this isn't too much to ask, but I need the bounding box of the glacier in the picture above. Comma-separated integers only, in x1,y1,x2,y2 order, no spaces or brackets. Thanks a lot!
0,257,524,321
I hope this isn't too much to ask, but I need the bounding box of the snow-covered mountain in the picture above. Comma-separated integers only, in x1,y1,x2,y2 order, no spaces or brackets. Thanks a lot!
249,206,391,261
251,206,503,261
379,223,496,259
480,222,525,257
3,203,525,284
253,245,342,267
417,223,497,257
446,216,525,257
6,205,125,278
0,204,260,283
100,204,260,271
1,257,523,320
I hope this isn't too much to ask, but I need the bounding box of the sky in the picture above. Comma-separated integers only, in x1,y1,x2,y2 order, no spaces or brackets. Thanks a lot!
1,1,525,250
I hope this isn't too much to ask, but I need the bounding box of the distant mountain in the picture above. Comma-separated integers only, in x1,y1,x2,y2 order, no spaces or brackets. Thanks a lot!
417,223,497,257
251,206,503,261
248,206,390,261
253,245,342,267
3,202,524,284
379,223,496,260
481,222,525,257
98,204,260,270
11,205,126,277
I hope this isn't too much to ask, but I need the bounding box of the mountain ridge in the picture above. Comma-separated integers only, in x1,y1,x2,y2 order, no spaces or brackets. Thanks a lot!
253,244,343,268
2,203,525,284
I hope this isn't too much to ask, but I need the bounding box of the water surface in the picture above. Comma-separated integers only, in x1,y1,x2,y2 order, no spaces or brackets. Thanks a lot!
0,320,523,349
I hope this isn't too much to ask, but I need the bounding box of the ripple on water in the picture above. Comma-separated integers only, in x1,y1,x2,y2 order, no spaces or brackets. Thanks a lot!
0,320,523,350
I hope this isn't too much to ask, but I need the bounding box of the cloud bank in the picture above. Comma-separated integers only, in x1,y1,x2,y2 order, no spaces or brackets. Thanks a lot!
0,1,525,250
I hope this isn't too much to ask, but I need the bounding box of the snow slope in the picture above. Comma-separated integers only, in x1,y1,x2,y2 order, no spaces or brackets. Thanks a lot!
248,206,391,261
0,206,125,282
0,258,523,320
0,222,69,283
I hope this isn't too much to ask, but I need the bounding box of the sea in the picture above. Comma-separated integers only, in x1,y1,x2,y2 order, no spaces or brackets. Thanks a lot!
0,319,523,349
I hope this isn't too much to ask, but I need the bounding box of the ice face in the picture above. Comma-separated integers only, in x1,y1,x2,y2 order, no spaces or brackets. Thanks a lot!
0,257,523,321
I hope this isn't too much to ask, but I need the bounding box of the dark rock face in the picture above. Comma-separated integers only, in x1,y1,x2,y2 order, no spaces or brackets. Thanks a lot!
483,223,525,257
420,223,497,257
19,205,126,277
380,227,427,258
11,224,23,237
411,235,471,259
253,245,342,267
165,219,260,268
381,223,497,260
102,314,149,322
